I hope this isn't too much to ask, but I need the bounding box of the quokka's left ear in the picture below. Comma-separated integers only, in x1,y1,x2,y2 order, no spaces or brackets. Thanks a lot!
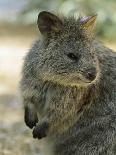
37,11,63,36
80,15,97,34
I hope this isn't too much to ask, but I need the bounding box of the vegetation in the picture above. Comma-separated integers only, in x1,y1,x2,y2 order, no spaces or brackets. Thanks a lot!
19,0,116,40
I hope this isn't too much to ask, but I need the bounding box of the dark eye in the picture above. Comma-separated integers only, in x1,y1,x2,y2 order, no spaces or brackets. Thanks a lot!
67,53,79,61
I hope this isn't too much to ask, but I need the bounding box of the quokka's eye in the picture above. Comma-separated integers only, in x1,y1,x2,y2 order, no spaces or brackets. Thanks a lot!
67,53,79,61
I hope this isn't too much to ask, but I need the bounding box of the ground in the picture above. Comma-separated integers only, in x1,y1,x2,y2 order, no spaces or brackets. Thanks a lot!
0,24,116,155
0,24,43,155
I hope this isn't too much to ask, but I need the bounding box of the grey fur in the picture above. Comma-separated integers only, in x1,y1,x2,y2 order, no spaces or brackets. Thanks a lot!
20,11,116,155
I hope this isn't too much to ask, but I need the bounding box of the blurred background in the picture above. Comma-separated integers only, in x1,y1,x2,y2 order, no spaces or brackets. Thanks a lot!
0,0,116,155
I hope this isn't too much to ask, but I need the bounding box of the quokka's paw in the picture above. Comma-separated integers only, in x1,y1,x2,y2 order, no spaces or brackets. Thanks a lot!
25,104,38,129
32,122,49,139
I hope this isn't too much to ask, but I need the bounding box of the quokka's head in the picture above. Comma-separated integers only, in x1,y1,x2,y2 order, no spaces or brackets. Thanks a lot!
37,11,100,86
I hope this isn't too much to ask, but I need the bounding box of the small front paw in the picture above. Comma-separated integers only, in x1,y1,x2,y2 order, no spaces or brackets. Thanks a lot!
25,104,38,129
32,122,49,139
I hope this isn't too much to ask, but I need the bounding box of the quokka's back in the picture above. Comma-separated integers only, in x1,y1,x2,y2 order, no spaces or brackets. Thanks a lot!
20,11,116,155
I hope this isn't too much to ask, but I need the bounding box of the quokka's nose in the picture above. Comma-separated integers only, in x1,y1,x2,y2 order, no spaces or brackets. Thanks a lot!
85,68,96,81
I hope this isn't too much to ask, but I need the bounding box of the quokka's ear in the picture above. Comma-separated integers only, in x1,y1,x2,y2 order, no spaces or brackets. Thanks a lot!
80,15,97,34
37,11,63,35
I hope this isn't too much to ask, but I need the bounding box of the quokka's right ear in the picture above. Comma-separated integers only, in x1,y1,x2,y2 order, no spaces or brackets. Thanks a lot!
80,15,97,35
37,11,63,35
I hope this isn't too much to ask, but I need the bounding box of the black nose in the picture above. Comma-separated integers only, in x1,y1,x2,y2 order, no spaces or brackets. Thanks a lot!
85,68,96,81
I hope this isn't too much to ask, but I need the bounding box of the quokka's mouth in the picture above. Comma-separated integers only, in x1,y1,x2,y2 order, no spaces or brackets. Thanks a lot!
76,74,98,85
83,73,99,85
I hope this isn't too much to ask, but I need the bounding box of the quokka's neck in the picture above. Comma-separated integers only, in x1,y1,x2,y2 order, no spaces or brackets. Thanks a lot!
44,79,99,102
65,82,99,117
